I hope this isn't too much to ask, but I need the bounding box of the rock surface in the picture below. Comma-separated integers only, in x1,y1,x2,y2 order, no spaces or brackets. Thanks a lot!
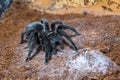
66,49,119,79
27,0,120,15
29,0,120,8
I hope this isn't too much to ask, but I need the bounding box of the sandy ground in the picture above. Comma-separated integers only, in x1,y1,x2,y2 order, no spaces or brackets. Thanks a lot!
0,2,120,80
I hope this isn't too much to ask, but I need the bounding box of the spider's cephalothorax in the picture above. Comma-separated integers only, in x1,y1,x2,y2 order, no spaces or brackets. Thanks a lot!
20,18,80,64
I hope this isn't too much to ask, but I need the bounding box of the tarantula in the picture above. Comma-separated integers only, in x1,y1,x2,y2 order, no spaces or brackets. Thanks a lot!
20,18,80,64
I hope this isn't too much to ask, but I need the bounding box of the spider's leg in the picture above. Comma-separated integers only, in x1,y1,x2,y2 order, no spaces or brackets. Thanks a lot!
58,30,78,51
45,52,49,65
26,40,35,62
19,30,26,44
51,20,63,32
51,42,57,55
58,24,80,35
45,46,50,64
45,22,49,31
68,26,80,35
30,45,42,60
57,35,64,50
26,32,37,62
44,42,51,64
41,18,49,31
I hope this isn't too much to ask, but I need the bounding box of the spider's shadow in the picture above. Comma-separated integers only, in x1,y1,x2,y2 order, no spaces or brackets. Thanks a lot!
30,46,53,60
30,46,42,60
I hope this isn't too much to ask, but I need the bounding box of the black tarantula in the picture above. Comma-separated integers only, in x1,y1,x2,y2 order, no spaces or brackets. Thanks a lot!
20,18,80,64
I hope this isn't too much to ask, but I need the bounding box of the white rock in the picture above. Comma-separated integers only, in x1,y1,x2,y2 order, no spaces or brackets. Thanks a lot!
66,49,119,77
